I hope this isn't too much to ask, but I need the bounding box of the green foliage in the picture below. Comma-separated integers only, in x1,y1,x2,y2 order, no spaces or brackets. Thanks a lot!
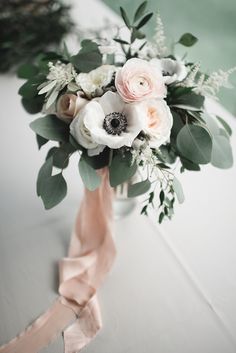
136,13,153,29
78,156,101,191
40,173,67,210
178,33,198,47
120,7,131,28
204,114,233,169
37,157,53,196
71,40,102,73
177,124,212,164
17,64,39,79
216,116,232,136
30,115,69,142
133,1,148,23
128,179,151,197
36,135,49,150
109,152,137,187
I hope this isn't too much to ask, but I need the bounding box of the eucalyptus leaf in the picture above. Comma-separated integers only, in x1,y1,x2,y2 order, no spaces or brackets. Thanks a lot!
71,40,102,73
109,153,137,187
40,173,67,210
46,147,69,169
216,116,232,136
36,157,53,196
36,134,48,150
22,96,44,114
211,134,233,169
18,81,38,99
17,64,38,79
177,124,212,164
204,114,233,168
128,179,151,197
178,33,198,47
79,157,101,191
173,177,185,204
180,157,200,171
30,115,69,142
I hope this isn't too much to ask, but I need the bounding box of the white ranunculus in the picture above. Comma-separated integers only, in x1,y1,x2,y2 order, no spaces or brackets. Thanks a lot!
142,98,173,148
151,58,187,85
70,109,105,156
77,91,145,149
75,65,116,96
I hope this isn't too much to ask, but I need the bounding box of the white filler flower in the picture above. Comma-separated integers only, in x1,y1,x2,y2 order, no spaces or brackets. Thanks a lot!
76,65,115,96
151,58,187,85
71,91,145,150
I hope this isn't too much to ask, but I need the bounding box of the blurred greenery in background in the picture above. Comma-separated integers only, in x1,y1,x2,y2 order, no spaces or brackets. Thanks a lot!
102,0,236,115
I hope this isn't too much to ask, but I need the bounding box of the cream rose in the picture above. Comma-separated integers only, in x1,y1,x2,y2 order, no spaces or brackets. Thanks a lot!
142,99,173,148
56,92,87,122
115,58,166,103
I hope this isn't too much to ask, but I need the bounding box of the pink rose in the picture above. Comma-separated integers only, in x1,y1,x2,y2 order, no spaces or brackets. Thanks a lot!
115,58,166,103
56,92,87,122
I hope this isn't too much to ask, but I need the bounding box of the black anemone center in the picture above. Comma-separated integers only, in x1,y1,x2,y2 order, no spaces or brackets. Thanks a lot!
103,112,127,135
111,118,120,128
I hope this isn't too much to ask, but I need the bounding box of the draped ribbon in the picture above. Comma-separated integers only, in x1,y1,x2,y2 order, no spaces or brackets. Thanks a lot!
0,168,116,353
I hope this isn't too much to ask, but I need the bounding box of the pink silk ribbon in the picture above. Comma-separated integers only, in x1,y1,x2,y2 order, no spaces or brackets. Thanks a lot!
0,168,116,353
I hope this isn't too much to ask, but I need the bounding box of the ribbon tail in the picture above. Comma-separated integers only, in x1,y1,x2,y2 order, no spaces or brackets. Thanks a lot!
0,299,76,353
63,296,102,353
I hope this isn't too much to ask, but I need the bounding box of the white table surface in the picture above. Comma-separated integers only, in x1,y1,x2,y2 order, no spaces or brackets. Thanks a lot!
0,1,236,352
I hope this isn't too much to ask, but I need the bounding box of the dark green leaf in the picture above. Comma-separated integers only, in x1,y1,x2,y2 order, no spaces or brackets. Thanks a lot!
36,157,53,196
216,116,232,136
36,134,48,150
159,212,164,224
113,38,129,45
159,190,165,205
71,40,102,73
176,124,212,164
149,191,154,203
30,115,69,142
128,179,151,197
17,64,39,79
180,157,200,171
18,80,38,99
141,205,148,215
40,173,67,210
171,92,205,110
46,147,69,169
21,96,44,114
120,7,131,28
109,152,137,187
136,12,153,29
133,1,148,22
79,157,101,191
178,33,198,47
173,177,185,204
131,28,146,43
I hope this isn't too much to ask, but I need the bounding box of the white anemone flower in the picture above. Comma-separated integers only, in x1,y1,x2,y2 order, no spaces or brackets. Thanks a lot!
76,65,116,96
71,91,145,150
151,58,187,85
142,98,173,149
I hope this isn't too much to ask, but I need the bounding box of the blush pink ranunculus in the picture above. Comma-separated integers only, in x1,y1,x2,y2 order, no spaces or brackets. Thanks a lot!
115,58,167,103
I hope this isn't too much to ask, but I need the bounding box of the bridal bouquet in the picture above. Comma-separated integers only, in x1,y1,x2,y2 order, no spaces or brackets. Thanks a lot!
18,1,234,223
